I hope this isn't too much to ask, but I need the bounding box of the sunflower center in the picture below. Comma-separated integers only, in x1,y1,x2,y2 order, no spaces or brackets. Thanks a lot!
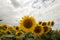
48,22,50,25
42,22,46,26
39,21,42,24
0,31,1,32
7,31,11,34
17,32,22,36
51,21,54,26
3,25,7,29
43,26,48,32
16,27,19,30
34,26,41,33
23,19,33,28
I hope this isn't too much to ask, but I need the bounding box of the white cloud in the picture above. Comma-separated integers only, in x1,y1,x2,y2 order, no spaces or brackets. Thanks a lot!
0,0,60,29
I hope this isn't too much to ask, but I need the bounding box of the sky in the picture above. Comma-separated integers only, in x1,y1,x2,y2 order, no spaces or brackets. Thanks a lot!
0,0,60,30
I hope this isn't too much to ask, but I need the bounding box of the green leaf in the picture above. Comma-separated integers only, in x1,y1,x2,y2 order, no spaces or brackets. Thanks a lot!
1,35,15,40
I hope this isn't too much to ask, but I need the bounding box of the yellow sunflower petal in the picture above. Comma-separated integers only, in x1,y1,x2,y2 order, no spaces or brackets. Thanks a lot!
33,25,44,36
20,16,37,33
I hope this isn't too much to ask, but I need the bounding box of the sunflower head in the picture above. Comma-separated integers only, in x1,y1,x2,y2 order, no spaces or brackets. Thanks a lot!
55,30,59,33
47,21,50,26
50,21,54,26
0,30,1,32
0,24,12,30
13,26,20,31
5,30,12,35
20,16,36,33
47,21,54,27
58,30,60,32
16,31,23,36
33,25,44,36
16,31,24,38
42,22,47,26
43,26,50,34
38,21,42,25
0,30,5,33
0,24,7,29
56,30,60,33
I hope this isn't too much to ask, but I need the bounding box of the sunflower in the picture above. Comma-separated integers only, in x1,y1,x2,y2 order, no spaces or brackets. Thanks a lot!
20,16,36,33
0,24,11,30
16,31,23,36
16,31,24,38
33,25,44,36
0,30,5,33
47,21,50,26
13,26,20,31
47,21,54,26
50,21,54,26
5,30,12,35
0,24,7,29
0,30,1,32
38,21,42,25
56,30,60,33
43,26,50,34
42,22,47,26
58,30,60,32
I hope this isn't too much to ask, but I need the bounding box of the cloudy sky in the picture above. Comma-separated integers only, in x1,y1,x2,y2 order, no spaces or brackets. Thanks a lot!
0,0,60,30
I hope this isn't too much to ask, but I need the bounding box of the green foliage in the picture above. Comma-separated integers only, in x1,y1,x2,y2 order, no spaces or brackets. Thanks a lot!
0,27,60,40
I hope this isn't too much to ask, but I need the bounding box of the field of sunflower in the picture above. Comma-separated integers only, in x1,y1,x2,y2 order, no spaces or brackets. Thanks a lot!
0,16,60,40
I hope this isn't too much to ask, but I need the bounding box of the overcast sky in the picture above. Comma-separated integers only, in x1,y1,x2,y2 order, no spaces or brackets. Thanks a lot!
0,0,60,30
